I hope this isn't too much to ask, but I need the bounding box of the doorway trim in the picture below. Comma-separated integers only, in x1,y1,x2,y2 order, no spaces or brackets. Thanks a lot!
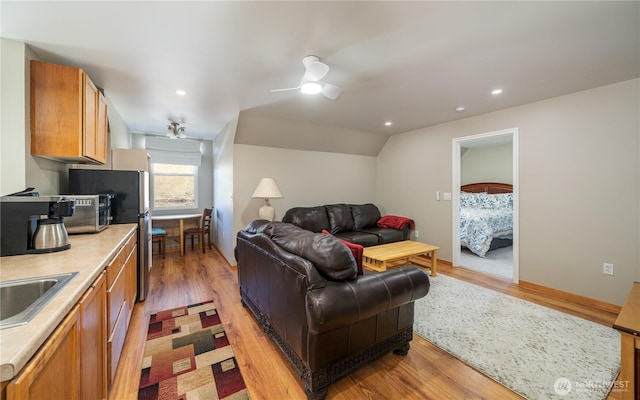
452,128,519,283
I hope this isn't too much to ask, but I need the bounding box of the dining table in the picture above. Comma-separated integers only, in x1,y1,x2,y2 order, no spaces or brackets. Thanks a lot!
151,213,202,256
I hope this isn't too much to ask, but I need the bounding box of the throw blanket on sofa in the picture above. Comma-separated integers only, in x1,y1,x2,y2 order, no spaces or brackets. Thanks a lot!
377,215,415,230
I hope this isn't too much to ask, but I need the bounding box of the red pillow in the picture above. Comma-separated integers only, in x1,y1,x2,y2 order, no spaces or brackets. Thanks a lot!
322,230,364,275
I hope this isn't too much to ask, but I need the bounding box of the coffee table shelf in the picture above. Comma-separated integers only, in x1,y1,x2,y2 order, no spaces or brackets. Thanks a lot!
362,240,439,276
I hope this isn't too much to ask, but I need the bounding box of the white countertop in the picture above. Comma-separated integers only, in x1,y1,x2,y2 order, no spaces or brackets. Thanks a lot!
0,224,137,382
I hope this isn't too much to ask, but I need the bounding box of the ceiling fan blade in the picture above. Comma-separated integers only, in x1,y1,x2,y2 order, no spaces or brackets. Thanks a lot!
304,61,330,81
270,86,300,93
321,83,342,100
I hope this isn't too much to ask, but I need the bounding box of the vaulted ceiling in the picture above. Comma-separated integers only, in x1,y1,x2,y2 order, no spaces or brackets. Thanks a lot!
2,1,639,148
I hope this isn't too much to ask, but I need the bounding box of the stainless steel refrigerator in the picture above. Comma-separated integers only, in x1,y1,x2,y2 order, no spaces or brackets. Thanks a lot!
69,169,151,301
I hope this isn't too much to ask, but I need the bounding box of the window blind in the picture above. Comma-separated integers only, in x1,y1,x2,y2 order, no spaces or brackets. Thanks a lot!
145,136,202,166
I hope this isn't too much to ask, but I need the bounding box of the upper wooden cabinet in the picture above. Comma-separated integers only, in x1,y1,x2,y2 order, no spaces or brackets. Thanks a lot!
30,60,108,164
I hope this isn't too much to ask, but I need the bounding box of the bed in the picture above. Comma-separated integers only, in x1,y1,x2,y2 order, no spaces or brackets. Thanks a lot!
460,182,513,257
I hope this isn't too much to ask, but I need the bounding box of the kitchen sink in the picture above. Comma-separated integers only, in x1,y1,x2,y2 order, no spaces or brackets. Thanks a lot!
0,272,78,330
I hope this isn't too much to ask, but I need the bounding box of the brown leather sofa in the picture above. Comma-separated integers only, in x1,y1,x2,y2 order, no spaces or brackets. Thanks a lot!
235,220,430,400
282,203,412,247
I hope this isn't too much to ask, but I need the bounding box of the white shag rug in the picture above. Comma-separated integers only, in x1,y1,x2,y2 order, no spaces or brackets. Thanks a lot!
413,274,621,400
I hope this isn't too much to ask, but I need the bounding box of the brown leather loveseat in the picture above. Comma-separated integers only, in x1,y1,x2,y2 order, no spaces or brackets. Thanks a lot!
235,220,430,399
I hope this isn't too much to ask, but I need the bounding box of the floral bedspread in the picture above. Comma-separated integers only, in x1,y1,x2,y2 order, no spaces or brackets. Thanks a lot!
460,192,513,257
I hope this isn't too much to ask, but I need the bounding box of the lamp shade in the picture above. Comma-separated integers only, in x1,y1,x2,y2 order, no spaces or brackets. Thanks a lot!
252,178,283,199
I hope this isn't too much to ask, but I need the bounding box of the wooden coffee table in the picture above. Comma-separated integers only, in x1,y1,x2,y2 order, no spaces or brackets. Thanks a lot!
362,240,439,276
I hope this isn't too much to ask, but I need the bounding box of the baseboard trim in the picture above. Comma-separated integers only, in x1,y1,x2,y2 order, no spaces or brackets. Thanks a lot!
519,280,621,315
413,254,620,315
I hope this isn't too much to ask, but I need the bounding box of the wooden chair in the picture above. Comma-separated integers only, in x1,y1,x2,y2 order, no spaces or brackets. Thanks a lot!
183,208,212,253
151,227,167,257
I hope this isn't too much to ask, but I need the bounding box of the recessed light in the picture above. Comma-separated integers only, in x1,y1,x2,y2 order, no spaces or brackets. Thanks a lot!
491,89,503,95
176,89,186,96
384,121,392,126
455,106,466,113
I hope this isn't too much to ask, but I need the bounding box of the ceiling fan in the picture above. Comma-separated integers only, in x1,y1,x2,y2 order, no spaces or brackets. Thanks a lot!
271,55,342,100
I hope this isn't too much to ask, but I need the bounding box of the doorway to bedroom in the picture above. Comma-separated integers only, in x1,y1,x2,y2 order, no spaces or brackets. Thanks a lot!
452,128,519,283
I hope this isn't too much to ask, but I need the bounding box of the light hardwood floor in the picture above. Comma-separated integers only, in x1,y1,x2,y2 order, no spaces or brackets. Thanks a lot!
109,246,621,400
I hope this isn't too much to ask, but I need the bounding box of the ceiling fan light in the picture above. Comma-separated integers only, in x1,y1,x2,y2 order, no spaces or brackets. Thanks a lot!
167,125,175,138
300,81,322,95
178,127,187,138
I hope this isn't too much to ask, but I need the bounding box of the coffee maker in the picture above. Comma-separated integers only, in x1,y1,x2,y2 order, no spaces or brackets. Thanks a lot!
0,193,76,256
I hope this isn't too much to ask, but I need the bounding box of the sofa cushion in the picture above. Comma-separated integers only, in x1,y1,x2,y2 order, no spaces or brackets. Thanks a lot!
322,230,363,275
351,204,381,231
269,223,357,281
360,227,404,244
325,204,355,234
334,231,380,247
282,206,330,233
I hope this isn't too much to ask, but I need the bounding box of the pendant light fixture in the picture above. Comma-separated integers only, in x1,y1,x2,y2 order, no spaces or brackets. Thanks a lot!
166,121,187,139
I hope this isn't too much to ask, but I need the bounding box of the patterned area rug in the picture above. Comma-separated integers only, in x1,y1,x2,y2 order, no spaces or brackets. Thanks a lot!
138,300,250,400
414,274,621,400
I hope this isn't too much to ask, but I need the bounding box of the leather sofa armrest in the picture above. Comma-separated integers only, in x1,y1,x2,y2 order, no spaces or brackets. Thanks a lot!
305,266,430,334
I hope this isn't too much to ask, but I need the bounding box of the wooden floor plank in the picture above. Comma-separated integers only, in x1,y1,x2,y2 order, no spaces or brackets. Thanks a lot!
108,247,620,400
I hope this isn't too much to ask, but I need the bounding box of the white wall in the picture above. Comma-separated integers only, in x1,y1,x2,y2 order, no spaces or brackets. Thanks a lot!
461,143,513,185
231,144,377,259
236,110,388,157
213,116,238,264
1,39,27,196
105,95,131,150
377,79,640,305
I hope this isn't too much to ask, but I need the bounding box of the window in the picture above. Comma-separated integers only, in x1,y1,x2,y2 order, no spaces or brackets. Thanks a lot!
152,163,198,209
145,136,203,210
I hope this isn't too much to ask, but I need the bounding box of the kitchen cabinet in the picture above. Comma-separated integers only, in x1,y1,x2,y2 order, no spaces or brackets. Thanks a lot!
6,306,81,400
30,60,108,164
6,270,113,400
126,242,138,316
79,272,107,400
96,91,109,162
1,226,137,400
106,231,136,386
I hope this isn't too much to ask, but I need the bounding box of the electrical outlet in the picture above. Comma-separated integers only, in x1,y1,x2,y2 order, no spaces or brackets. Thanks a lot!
603,263,614,276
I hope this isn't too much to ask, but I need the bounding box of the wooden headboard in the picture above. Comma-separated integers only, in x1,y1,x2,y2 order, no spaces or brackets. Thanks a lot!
461,182,513,194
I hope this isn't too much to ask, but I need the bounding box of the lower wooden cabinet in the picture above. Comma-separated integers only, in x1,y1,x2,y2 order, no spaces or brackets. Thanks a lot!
79,272,107,400
6,306,81,400
6,273,108,400
3,230,136,400
106,232,137,387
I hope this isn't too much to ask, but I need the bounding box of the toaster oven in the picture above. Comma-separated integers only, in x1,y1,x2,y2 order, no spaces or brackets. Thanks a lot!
63,194,113,234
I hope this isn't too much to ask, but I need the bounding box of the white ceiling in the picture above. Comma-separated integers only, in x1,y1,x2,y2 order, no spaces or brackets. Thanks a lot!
2,1,639,141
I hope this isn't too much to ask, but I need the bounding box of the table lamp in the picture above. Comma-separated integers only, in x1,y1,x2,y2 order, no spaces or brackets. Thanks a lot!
252,177,283,221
